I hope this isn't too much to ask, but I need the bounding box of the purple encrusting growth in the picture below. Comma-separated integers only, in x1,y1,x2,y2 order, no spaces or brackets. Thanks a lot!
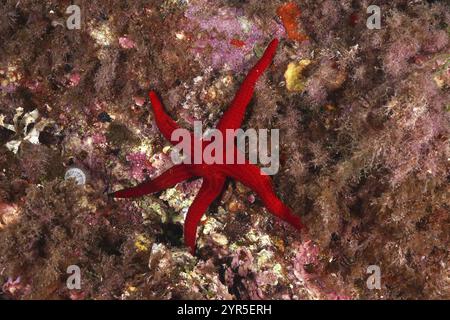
126,152,154,181
0,83,17,93
184,0,285,71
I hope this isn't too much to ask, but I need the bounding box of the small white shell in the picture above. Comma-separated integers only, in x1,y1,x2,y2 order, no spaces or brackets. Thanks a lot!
64,167,87,185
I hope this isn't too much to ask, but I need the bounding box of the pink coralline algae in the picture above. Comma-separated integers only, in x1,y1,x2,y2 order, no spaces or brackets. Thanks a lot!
292,241,350,300
133,96,146,107
126,152,155,181
292,240,320,282
149,152,173,177
91,133,107,145
68,72,81,87
184,1,285,72
2,277,31,299
119,36,137,49
125,151,174,182
225,248,265,300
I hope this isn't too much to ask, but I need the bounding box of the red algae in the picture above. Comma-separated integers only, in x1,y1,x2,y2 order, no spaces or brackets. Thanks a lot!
230,38,246,48
277,2,309,42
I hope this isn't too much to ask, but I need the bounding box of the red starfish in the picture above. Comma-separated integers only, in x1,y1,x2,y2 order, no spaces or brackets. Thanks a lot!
113,39,303,253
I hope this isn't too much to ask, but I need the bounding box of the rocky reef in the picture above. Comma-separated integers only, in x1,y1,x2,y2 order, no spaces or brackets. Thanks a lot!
0,0,449,299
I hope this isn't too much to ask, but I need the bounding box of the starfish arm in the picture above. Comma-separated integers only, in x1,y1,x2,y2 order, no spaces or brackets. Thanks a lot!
149,91,188,145
184,175,225,253
221,163,303,230
217,39,279,133
112,164,195,198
